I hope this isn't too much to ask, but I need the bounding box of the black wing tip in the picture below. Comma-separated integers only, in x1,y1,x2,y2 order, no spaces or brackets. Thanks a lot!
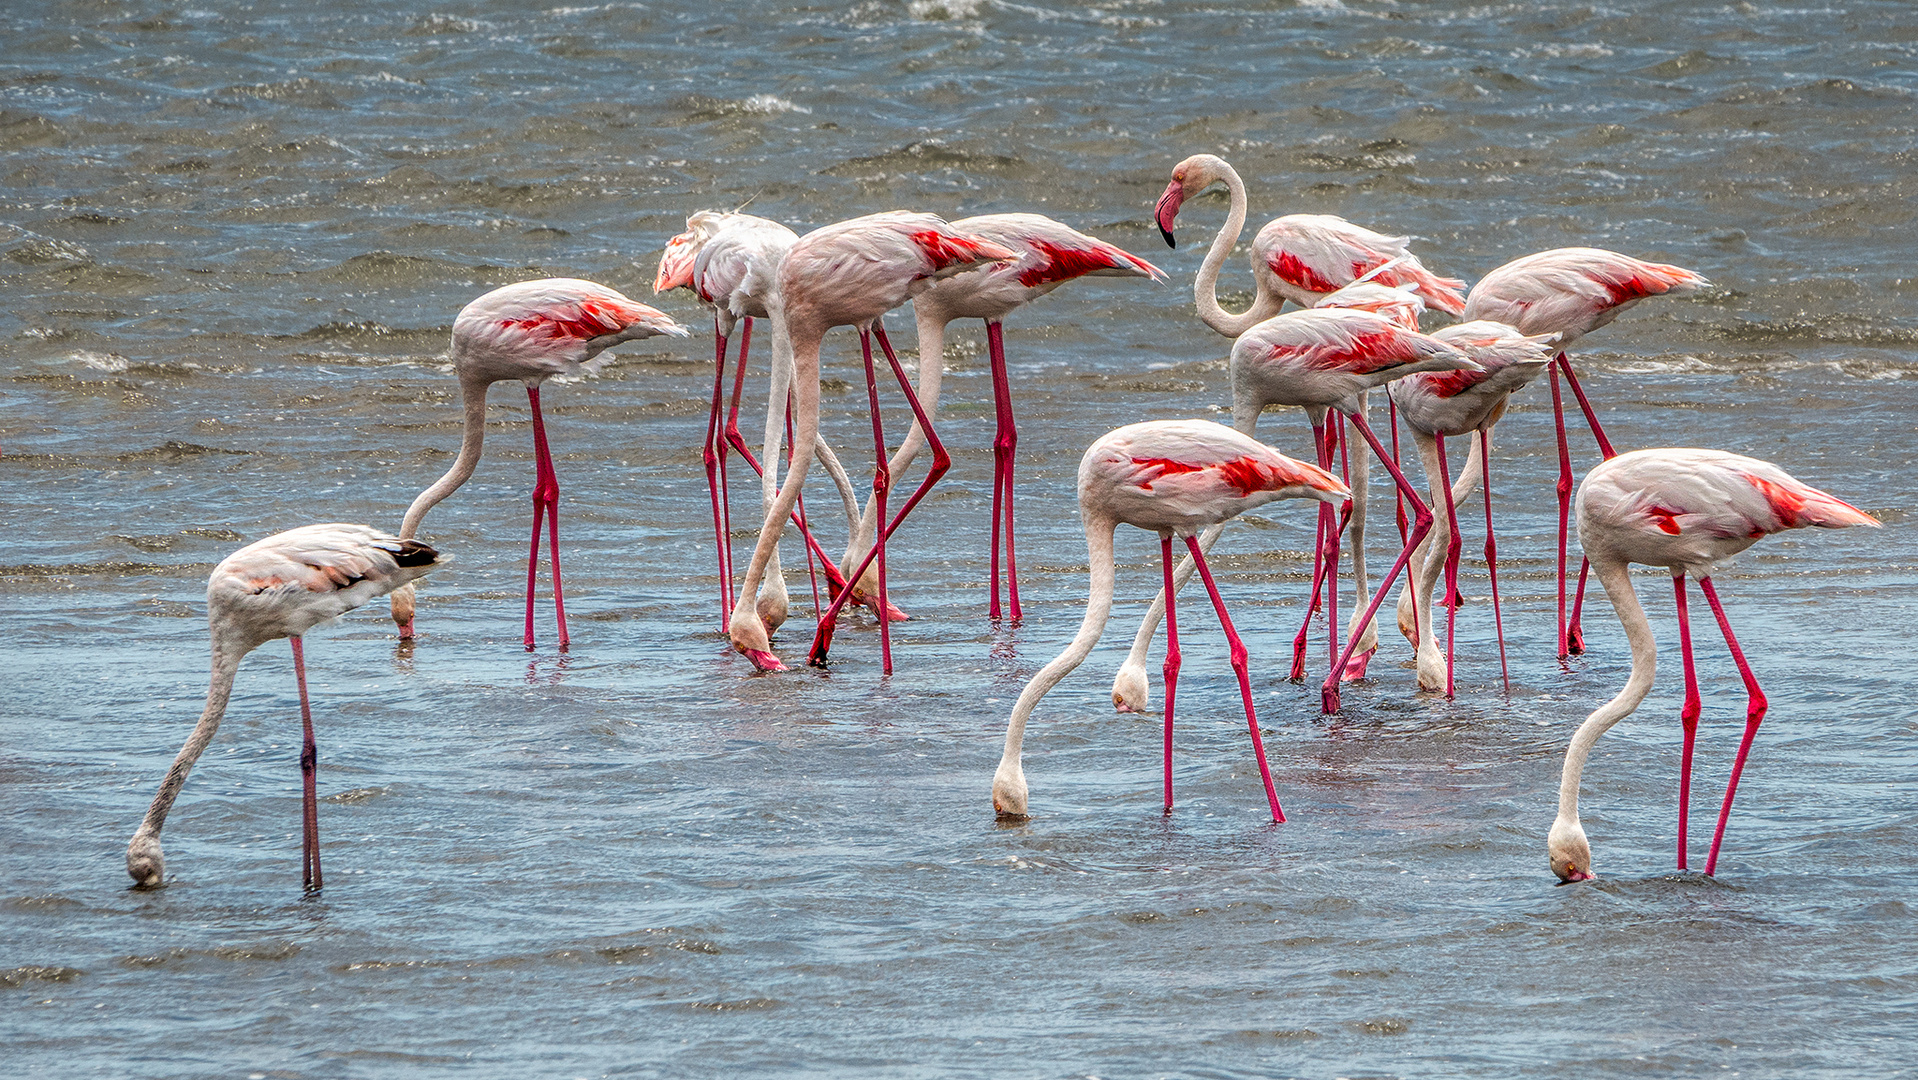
393,539,440,567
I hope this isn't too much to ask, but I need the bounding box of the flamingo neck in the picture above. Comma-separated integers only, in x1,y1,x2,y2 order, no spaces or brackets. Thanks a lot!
401,374,491,539
998,516,1118,769
1556,556,1659,830
134,644,244,842
1193,162,1282,338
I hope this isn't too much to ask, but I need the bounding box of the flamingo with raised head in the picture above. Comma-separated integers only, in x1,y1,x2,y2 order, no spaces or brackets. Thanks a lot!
726,211,1016,673
1551,448,1875,881
841,212,1165,622
1386,320,1557,695
655,210,871,633
389,278,686,650
991,420,1347,823
1153,153,1467,338
1461,247,1709,659
127,525,442,890
1108,307,1479,717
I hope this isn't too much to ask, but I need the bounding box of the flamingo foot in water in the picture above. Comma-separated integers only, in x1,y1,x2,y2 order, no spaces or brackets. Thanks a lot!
1340,647,1375,683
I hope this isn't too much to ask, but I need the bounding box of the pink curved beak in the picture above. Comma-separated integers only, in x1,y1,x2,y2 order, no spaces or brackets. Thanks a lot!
740,647,787,673
1155,180,1184,248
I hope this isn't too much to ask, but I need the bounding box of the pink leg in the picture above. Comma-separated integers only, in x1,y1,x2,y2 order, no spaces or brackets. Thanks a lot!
704,319,733,630
1699,577,1768,877
1326,416,1345,680
808,325,952,669
1322,409,1434,714
1480,429,1509,693
1549,358,1574,660
1290,418,1332,680
1187,535,1284,823
1160,534,1181,814
292,636,321,892
986,321,1022,622
859,328,894,673
1673,574,1702,871
1436,434,1461,698
1558,352,1615,459
524,385,568,651
1390,400,1408,547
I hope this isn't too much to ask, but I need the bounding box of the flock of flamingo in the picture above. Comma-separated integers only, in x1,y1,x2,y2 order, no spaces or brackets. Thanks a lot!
123,153,1878,894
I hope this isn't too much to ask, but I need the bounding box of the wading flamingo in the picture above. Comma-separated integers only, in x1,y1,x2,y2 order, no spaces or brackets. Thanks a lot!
1386,321,1556,695
655,210,871,633
127,525,442,890
1461,248,1709,659
727,211,1016,673
992,419,1347,823
843,212,1165,622
389,278,687,650
1551,448,1876,882
1108,308,1478,716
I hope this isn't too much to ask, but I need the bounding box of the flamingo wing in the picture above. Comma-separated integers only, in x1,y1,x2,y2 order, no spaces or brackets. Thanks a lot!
1259,214,1467,314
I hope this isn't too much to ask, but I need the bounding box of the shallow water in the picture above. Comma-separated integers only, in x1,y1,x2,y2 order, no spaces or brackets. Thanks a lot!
3,1,1916,1077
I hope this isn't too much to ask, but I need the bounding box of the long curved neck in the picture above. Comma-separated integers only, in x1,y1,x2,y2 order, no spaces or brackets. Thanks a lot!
1193,163,1283,338
134,643,243,841
1557,556,1658,825
401,375,491,539
999,515,1118,766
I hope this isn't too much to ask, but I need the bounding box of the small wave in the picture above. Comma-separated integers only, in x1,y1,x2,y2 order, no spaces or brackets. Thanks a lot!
71,351,128,372
909,0,988,19
821,138,1028,178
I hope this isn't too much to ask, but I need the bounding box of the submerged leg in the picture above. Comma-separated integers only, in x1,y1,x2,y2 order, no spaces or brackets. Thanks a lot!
987,321,1022,622
1699,577,1768,877
1323,409,1435,714
524,384,568,651
1549,358,1574,659
1436,435,1462,698
1160,534,1181,814
1480,428,1510,693
293,636,321,892
1187,535,1284,823
1673,574,1702,871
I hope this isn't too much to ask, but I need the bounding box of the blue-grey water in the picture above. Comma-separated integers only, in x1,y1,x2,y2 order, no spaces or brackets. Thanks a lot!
4,2,1916,1077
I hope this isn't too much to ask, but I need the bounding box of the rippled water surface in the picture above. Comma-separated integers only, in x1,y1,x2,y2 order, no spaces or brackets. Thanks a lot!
4,1,1916,1077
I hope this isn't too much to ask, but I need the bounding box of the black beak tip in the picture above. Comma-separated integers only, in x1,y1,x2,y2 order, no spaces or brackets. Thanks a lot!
1159,227,1176,248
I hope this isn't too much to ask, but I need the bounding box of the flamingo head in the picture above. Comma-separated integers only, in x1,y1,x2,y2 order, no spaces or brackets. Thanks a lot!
1548,817,1596,883
1156,153,1229,248
1111,660,1150,714
126,833,165,887
991,759,1030,821
654,229,700,294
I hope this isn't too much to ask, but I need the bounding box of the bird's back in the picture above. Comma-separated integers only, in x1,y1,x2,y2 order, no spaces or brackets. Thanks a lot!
1577,447,1876,577
1232,308,1477,409
208,524,443,649
1462,247,1707,343
1080,419,1347,536
1256,214,1467,314
695,216,799,319
1390,320,1555,435
452,278,688,384
778,211,1017,328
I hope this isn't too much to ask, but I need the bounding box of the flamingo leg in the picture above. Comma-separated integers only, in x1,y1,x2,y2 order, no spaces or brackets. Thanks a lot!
1291,418,1332,680
704,319,734,629
1390,399,1408,547
1326,415,1345,681
1436,434,1461,699
1481,428,1510,693
1673,574,1702,871
1698,577,1768,877
1549,357,1575,660
807,325,951,670
292,636,321,892
1160,534,1181,814
524,384,568,651
1187,535,1284,823
1323,409,1435,714
986,320,1022,622
1560,351,1608,655
859,327,895,674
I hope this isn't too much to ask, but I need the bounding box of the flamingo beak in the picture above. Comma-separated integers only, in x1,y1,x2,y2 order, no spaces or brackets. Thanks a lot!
1155,180,1184,248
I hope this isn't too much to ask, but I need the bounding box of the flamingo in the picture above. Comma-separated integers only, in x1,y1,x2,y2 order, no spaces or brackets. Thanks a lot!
1386,321,1557,696
388,278,687,650
991,419,1347,823
840,212,1165,622
1551,448,1875,881
126,525,442,890
1460,248,1709,659
726,211,1017,673
1108,308,1479,717
654,210,872,633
